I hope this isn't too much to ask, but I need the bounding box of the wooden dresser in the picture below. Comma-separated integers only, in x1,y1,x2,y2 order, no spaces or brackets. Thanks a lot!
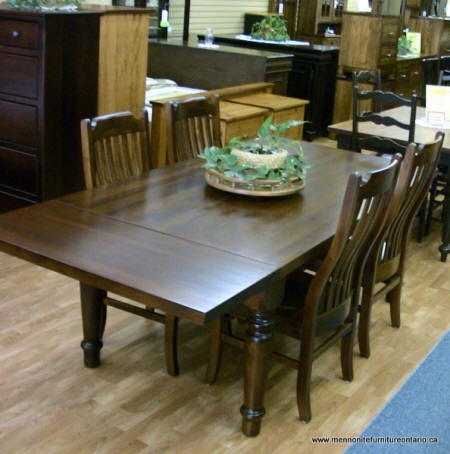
0,5,149,213
338,12,399,87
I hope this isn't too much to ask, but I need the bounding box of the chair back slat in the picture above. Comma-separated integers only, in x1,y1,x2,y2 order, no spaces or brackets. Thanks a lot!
80,110,151,189
352,72,417,154
307,155,402,326
376,133,444,264
166,95,221,164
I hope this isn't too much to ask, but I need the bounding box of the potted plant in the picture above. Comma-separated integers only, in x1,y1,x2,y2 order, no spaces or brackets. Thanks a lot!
199,116,309,196
250,14,290,42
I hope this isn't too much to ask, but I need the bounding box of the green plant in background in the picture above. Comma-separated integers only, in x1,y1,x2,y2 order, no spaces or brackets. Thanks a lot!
251,14,290,42
198,116,309,183
7,0,83,9
397,34,413,56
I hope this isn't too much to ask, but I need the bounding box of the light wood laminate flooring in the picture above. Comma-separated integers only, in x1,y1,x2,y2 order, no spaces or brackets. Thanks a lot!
0,158,448,453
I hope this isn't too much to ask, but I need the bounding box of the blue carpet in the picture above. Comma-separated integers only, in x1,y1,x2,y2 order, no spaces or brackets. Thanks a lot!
344,330,449,453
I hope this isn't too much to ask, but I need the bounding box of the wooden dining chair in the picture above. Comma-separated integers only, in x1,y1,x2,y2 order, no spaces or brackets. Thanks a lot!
80,110,180,376
81,110,152,188
206,155,402,422
358,133,444,357
351,78,417,155
165,95,221,164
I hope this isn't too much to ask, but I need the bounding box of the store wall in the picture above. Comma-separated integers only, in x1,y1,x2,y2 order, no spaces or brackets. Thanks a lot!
168,0,270,38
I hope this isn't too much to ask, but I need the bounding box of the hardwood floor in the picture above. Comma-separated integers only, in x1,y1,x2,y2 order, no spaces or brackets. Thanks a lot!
0,195,448,453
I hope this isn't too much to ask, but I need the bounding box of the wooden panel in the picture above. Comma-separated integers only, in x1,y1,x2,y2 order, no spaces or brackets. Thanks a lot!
0,53,38,98
339,14,383,71
148,41,268,90
219,101,268,144
0,99,38,147
0,18,39,49
97,12,149,116
332,78,375,125
0,146,39,195
409,17,444,56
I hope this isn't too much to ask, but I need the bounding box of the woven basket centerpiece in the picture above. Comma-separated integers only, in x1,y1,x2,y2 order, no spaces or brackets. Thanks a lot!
199,116,309,197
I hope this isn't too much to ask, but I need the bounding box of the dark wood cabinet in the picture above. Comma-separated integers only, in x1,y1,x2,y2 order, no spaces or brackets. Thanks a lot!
148,39,293,95
0,5,149,213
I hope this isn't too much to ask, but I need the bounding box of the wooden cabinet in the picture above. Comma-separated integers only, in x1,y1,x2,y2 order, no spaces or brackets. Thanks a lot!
208,35,339,137
148,39,293,95
0,6,149,213
409,16,448,56
297,0,346,36
226,93,309,139
395,58,423,98
219,101,269,144
339,13,399,80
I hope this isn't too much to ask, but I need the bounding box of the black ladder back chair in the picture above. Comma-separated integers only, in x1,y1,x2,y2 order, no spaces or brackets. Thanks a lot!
351,73,417,154
353,70,382,111
206,156,402,423
359,133,445,357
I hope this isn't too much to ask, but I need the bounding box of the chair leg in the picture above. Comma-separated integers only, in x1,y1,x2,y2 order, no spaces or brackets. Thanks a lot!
425,179,438,236
358,283,374,359
165,315,179,377
416,200,426,242
341,329,355,383
387,284,402,328
296,339,315,423
205,318,222,384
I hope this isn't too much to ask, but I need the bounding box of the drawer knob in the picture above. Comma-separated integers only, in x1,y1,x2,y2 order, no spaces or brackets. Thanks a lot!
12,30,20,38
384,53,392,57
401,74,407,78
388,31,394,36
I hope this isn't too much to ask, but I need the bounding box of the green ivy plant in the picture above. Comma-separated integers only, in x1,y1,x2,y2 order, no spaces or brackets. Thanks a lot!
251,14,290,42
198,116,309,183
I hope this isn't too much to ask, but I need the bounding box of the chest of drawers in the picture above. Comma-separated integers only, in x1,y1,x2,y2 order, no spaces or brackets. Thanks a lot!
226,93,309,139
0,6,149,213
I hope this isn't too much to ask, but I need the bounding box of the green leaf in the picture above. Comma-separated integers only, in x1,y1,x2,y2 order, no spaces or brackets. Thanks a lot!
257,116,273,138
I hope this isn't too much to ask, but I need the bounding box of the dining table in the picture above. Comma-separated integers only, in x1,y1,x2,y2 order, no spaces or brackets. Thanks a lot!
328,105,450,262
0,142,388,436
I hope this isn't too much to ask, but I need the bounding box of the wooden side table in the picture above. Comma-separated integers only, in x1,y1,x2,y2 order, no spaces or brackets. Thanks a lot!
226,93,309,139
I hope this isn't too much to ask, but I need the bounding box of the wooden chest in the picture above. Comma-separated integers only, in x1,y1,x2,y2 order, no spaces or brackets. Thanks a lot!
226,93,309,139
219,101,269,145
0,6,149,213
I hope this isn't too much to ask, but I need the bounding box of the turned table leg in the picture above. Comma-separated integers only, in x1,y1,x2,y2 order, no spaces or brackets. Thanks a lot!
80,283,106,368
240,309,275,437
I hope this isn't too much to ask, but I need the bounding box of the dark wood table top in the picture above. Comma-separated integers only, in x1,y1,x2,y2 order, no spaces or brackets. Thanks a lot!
328,106,450,154
0,143,387,325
